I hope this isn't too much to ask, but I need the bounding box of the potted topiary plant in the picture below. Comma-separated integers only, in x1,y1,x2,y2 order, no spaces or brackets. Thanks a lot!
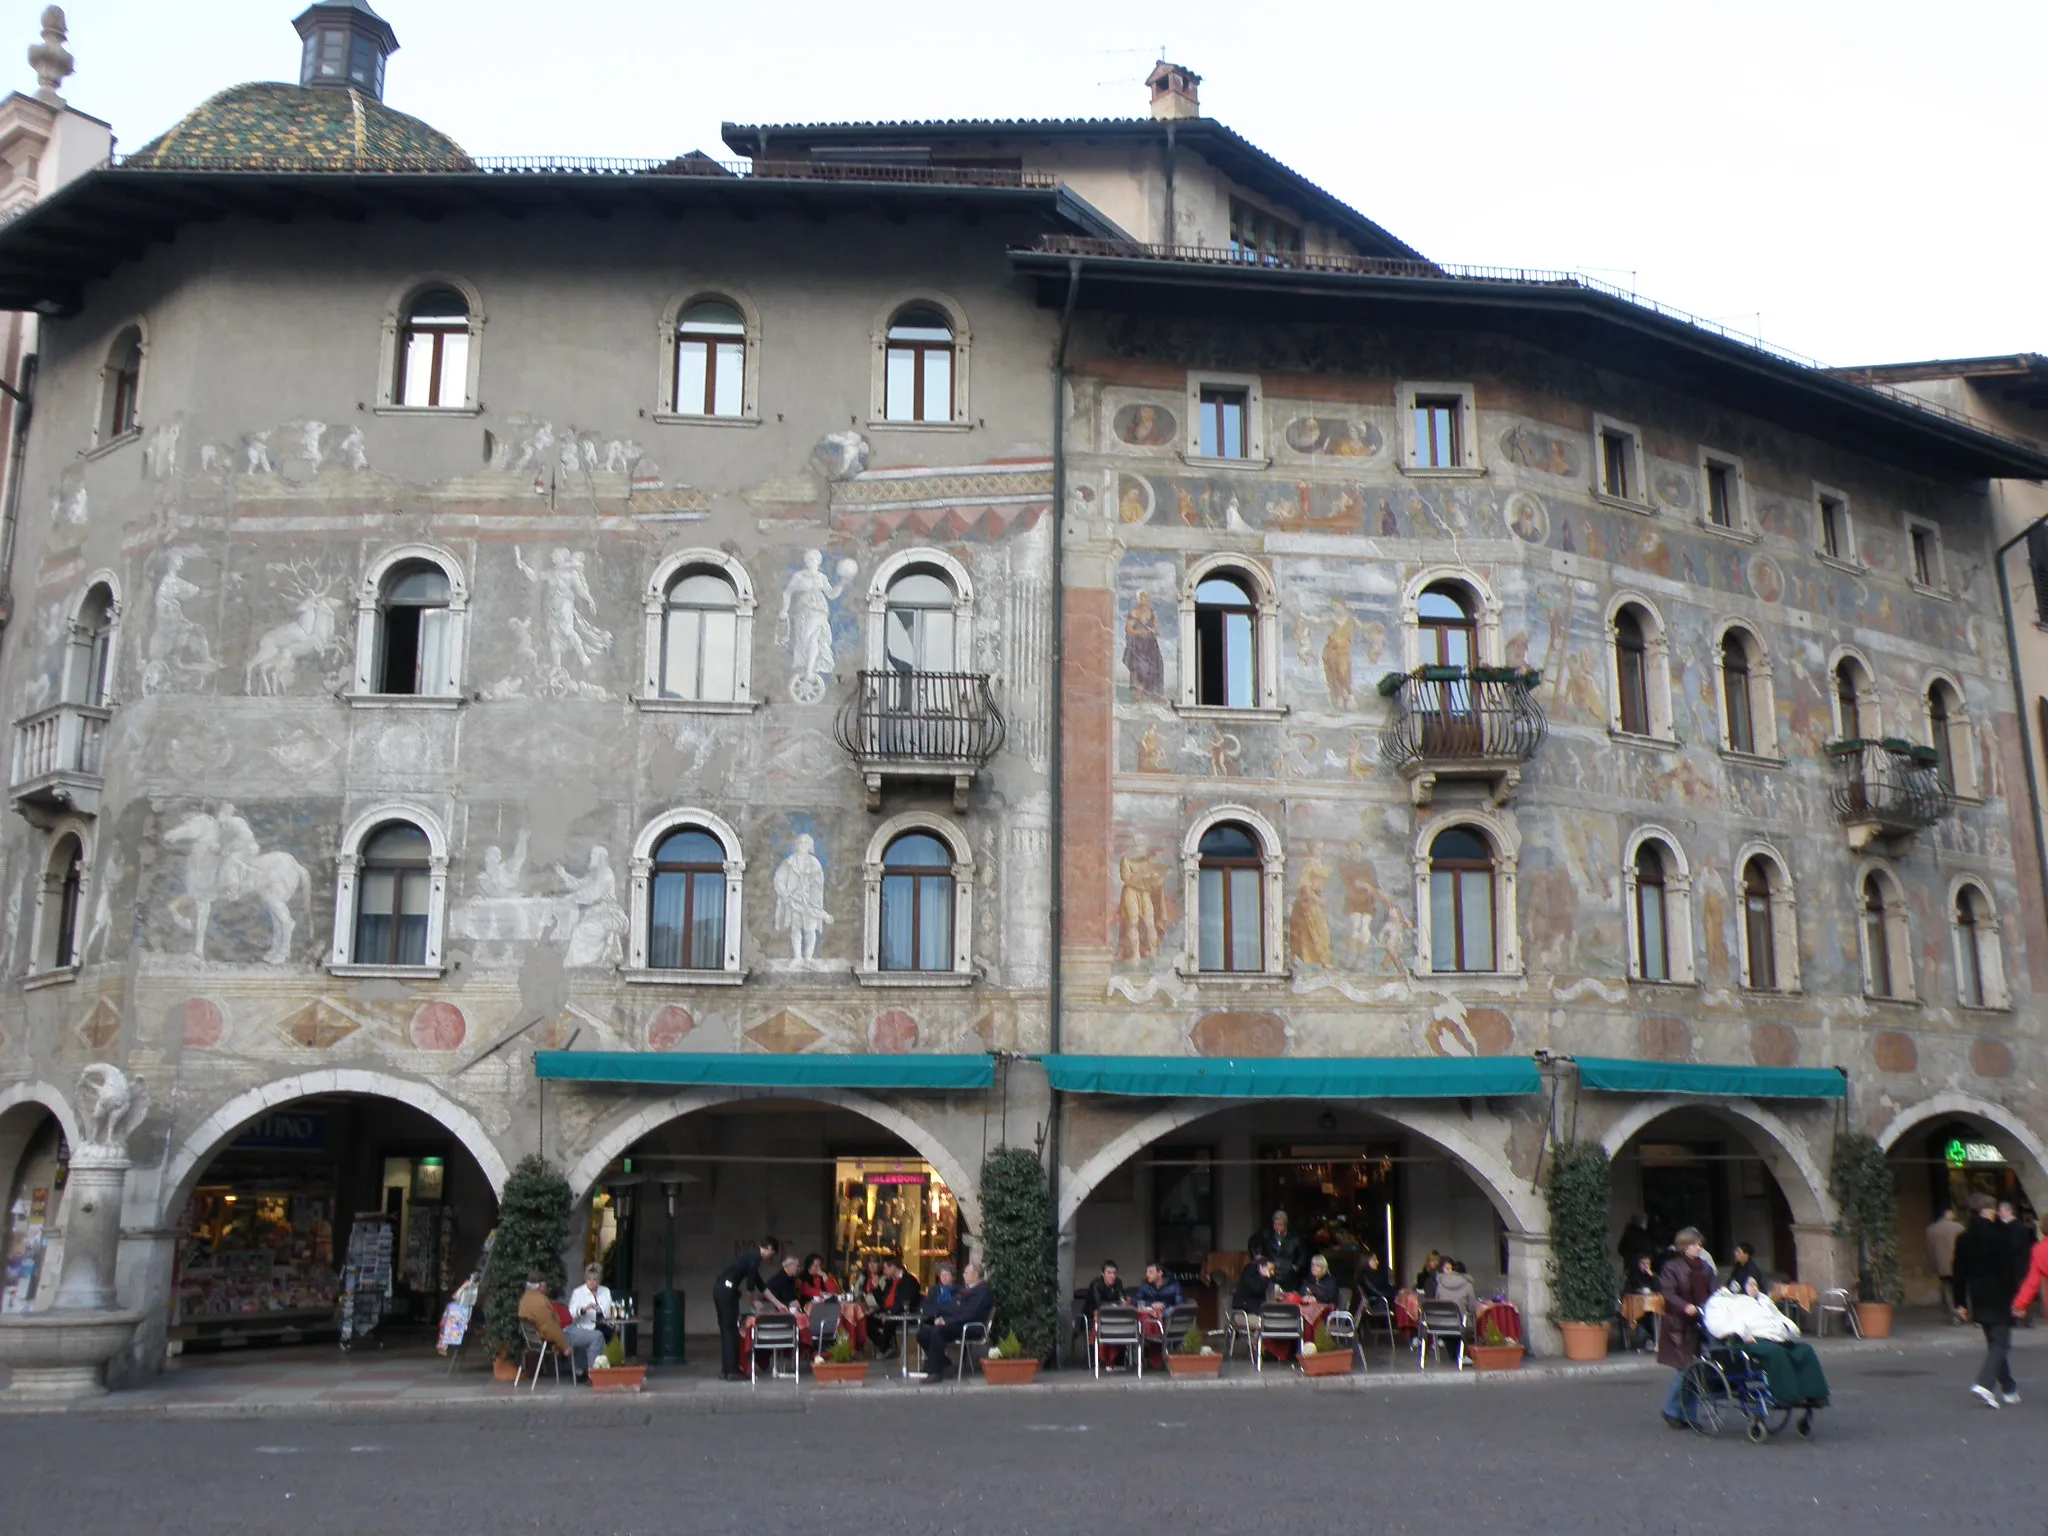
483,1154,574,1380
588,1333,647,1393
1166,1323,1223,1377
1831,1131,1903,1338
978,1146,1059,1370
980,1329,1040,1385
811,1331,869,1385
1470,1312,1525,1372
1298,1320,1353,1376
1547,1140,1615,1361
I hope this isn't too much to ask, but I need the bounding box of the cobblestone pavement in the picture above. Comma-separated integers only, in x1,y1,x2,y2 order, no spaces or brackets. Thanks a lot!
7,1331,2047,1535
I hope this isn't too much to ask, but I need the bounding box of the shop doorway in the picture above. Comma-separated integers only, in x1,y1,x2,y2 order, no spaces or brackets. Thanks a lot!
169,1093,498,1354
1611,1111,1803,1280
1,1104,67,1315
1888,1121,2038,1304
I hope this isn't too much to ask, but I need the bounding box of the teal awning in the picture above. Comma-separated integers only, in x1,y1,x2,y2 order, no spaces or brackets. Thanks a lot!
533,1051,995,1091
1574,1057,1845,1100
1043,1055,1540,1099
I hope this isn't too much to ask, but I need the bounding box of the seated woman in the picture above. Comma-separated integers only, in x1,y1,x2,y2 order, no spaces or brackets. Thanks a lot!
798,1253,836,1304
1622,1254,1659,1352
1431,1258,1478,1320
1415,1251,1445,1294
1701,1279,1830,1406
1303,1253,1341,1308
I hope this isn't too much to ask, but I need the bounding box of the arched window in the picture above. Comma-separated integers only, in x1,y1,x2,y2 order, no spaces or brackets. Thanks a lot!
878,831,956,971
394,287,472,409
1927,678,1976,798
1633,842,1669,981
1742,858,1777,990
68,582,117,708
1859,867,1912,1001
1951,881,2007,1009
883,305,955,423
1196,822,1266,973
1714,625,1775,758
1194,573,1257,709
885,567,960,676
352,822,433,967
1427,826,1495,973
661,568,742,701
374,561,452,696
35,833,85,974
1623,831,1694,984
1833,654,1876,741
98,325,142,443
1615,607,1650,736
649,828,727,971
674,299,747,418
1417,583,1476,668
1722,631,1754,752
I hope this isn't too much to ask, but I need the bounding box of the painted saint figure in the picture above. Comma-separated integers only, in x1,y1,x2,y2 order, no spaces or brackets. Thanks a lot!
478,829,530,899
1288,852,1334,967
776,551,848,705
1321,601,1357,710
1122,590,1164,698
552,846,628,968
514,546,613,673
1117,850,1168,962
771,834,831,962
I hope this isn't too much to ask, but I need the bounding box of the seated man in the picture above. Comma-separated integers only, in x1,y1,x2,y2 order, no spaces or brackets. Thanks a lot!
1133,1263,1184,1313
1086,1260,1127,1317
1431,1258,1478,1321
916,1260,993,1382
1723,1241,1766,1296
1702,1278,1830,1407
567,1262,616,1344
763,1254,804,1310
1622,1254,1659,1352
519,1272,600,1380
868,1256,921,1357
1231,1256,1277,1316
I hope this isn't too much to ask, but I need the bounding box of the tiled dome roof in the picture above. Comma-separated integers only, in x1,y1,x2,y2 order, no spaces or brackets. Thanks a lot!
125,81,471,171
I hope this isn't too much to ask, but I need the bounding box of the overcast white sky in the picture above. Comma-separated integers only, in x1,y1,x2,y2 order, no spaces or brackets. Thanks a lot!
38,0,2044,366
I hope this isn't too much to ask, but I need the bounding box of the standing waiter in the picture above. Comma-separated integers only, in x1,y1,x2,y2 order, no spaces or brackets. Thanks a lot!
715,1236,779,1381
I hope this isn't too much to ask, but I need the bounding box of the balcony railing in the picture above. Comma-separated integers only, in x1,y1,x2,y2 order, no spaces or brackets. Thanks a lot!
1827,739,1953,847
10,702,110,823
1378,667,1546,807
836,670,1006,809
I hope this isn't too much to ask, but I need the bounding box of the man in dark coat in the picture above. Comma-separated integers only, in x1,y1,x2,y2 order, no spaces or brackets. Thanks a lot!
1657,1227,1715,1427
916,1260,994,1381
1248,1210,1309,1291
713,1236,778,1381
1955,1194,2024,1407
868,1255,921,1358
1618,1214,1656,1276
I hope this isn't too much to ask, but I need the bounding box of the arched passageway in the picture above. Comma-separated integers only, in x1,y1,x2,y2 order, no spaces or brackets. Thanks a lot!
1878,1095,2048,1305
0,1085,77,1313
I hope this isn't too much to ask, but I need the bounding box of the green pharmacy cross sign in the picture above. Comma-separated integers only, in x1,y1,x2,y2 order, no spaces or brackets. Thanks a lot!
1946,1138,2007,1167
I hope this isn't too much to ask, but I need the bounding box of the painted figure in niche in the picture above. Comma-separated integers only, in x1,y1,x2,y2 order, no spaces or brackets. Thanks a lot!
143,548,221,695
1498,424,1579,478
478,830,529,899
553,847,629,968
1224,492,1251,532
1123,591,1165,698
777,550,853,706
1284,415,1381,458
771,834,831,962
1695,859,1730,978
245,560,342,696
1117,850,1169,961
1506,493,1548,545
1117,474,1153,525
1293,612,1316,670
1135,722,1170,774
1655,469,1693,513
1288,853,1334,967
1176,484,1206,527
162,805,310,965
1191,728,1242,776
1321,601,1358,709
1113,402,1177,447
514,547,614,673
1375,496,1400,538
1324,734,1375,781
1748,555,1784,606
1279,730,1321,779
1340,852,1385,953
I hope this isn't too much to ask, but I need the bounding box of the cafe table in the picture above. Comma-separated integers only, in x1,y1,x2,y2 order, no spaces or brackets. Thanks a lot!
738,1309,813,1375
880,1312,924,1378
1620,1292,1663,1327
1771,1283,1817,1325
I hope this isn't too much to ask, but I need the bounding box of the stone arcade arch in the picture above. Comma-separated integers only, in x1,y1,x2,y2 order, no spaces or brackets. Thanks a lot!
1877,1092,2048,1303
1875,1092,2048,1204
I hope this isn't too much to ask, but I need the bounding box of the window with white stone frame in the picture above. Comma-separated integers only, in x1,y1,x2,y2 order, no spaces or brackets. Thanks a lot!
349,545,468,705
329,806,449,977
870,293,971,428
1924,673,1978,800
1735,843,1801,994
857,812,976,986
1607,595,1673,741
1178,555,1282,717
1856,861,1913,1002
1178,805,1287,981
378,276,484,414
639,549,757,711
1950,878,2009,1010
658,289,762,423
1411,811,1521,976
25,822,90,983
1622,829,1694,985
624,810,745,982
1712,621,1778,759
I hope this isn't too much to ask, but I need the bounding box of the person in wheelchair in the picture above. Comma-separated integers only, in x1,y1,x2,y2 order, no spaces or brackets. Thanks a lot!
1702,1277,1830,1407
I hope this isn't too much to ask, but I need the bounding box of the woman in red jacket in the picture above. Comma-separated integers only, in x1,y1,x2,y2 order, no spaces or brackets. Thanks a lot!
1658,1227,1716,1428
2009,1219,2048,1321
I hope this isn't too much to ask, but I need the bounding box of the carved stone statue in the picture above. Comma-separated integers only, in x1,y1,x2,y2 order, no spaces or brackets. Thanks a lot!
29,7,72,104
74,1063,147,1158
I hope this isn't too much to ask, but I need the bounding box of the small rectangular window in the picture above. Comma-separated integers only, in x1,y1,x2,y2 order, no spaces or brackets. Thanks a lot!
1228,199,1302,265
1413,396,1460,469
1910,526,1937,586
1819,495,1847,559
1198,387,1249,460
1600,430,1633,500
1705,462,1735,528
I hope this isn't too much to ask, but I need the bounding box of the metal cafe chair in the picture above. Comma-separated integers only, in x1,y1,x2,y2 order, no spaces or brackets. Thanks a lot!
514,1320,562,1390
1322,1308,1361,1368
1417,1300,1468,1370
1816,1288,1861,1339
1158,1303,1200,1365
1093,1305,1146,1378
809,1299,842,1357
1255,1303,1303,1373
1360,1293,1401,1359
1222,1308,1254,1361
956,1311,995,1380
750,1314,802,1384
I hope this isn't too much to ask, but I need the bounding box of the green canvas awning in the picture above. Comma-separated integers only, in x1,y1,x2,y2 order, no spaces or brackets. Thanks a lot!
1042,1055,1540,1099
533,1051,994,1091
1574,1057,1845,1100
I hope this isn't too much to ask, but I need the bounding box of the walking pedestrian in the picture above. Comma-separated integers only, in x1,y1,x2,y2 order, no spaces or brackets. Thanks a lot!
1656,1227,1715,1429
713,1236,779,1382
1954,1195,2023,1408
2009,1217,2048,1331
1926,1206,1964,1316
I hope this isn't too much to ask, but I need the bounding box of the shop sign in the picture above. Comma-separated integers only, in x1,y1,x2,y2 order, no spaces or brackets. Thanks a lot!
1946,1138,2006,1167
865,1172,929,1187
231,1109,328,1152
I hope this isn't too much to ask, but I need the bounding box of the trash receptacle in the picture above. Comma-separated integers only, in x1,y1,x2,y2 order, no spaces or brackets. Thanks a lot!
652,1289,685,1365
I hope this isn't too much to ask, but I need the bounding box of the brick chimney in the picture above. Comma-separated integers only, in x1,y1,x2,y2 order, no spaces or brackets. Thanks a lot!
1145,60,1200,120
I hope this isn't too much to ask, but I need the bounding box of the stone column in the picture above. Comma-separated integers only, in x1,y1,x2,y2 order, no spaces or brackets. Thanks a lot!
1792,1222,1846,1293
48,1146,128,1311
1504,1228,1557,1355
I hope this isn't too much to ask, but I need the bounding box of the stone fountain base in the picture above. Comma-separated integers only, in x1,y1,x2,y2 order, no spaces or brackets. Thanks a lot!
0,1311,143,1399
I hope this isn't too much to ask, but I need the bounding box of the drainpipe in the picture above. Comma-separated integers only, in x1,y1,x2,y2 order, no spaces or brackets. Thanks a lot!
1994,514,2048,944
1161,123,1177,248
1045,257,1081,1357
0,353,38,647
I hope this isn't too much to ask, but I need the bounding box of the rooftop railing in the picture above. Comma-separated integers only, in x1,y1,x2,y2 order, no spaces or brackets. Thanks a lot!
104,152,1058,188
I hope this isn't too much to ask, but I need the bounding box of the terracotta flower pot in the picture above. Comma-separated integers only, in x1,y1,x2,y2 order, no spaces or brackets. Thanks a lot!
811,1359,870,1385
587,1364,647,1393
1471,1343,1525,1372
980,1356,1040,1385
492,1358,519,1382
1559,1321,1611,1361
1166,1352,1224,1377
1855,1302,1894,1339
1299,1349,1354,1376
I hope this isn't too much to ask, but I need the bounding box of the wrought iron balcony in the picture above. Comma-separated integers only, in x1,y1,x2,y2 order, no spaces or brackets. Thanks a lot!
836,670,1006,809
1827,739,1953,849
10,702,109,824
1378,667,1546,807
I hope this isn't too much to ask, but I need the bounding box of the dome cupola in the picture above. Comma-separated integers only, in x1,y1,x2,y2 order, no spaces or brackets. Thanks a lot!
292,1,398,100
